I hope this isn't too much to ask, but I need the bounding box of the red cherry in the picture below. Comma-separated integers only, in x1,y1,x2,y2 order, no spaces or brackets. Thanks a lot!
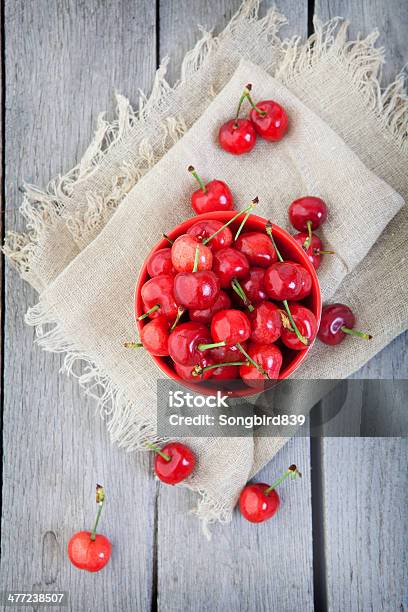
213,247,250,288
141,274,178,321
249,100,288,141
189,290,231,324
249,301,282,344
211,309,251,346
235,232,277,268
232,268,268,307
173,271,220,310
140,316,170,356
68,485,110,572
188,166,234,214
218,119,256,155
239,483,280,523
290,262,312,300
146,248,175,277
318,303,372,345
168,321,211,366
153,442,196,485
288,196,327,232
293,232,322,269
171,234,213,273
174,356,214,381
239,343,282,388
281,303,317,350
264,262,303,301
239,465,301,523
68,532,112,572
187,219,233,252
209,341,247,363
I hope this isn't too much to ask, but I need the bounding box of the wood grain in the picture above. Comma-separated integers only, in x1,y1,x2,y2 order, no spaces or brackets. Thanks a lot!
315,1,408,609
1,1,157,610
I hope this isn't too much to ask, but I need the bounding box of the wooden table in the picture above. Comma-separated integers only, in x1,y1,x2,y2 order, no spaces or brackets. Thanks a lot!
1,2,407,610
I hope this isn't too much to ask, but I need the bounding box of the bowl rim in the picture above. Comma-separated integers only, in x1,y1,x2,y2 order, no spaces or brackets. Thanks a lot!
135,210,322,397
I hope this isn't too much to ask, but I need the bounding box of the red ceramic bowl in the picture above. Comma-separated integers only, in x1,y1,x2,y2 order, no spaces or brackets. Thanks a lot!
135,211,321,397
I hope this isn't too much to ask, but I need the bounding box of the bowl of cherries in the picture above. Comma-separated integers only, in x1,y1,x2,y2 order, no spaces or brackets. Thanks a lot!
134,203,322,397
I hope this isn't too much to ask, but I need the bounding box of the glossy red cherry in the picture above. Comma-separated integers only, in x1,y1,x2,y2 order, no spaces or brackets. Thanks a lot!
140,316,170,356
239,342,282,388
174,356,214,381
146,248,175,277
209,363,240,380
318,303,372,345
288,196,327,232
232,268,268,306
249,100,288,141
209,341,247,363
239,483,280,523
189,290,231,324
188,166,234,214
68,532,111,572
239,465,301,523
249,301,282,344
168,321,211,366
141,274,178,321
171,234,213,273
219,118,256,155
68,485,111,572
235,232,277,268
213,247,250,288
187,219,233,252
173,271,220,310
264,262,303,301
153,442,196,485
290,262,312,300
211,309,251,346
293,232,323,269
281,303,317,350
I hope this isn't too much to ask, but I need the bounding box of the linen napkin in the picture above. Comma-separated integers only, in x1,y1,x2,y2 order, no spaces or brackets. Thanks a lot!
5,2,408,526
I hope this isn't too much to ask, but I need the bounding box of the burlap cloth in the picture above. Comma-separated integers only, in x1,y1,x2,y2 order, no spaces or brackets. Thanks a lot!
5,2,407,528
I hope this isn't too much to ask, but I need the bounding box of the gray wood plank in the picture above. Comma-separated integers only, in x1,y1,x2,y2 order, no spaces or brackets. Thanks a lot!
157,3,313,611
315,1,408,609
1,1,157,610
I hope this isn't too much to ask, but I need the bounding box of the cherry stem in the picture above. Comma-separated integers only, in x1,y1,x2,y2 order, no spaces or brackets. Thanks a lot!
163,233,173,245
192,360,249,377
90,485,105,541
341,326,372,340
188,165,207,193
236,342,270,379
234,84,252,127
202,198,258,245
124,341,144,348
315,249,335,255
234,209,251,241
244,85,267,117
264,465,301,495
282,300,309,346
170,306,185,332
138,304,160,320
145,441,171,461
198,340,226,351
303,221,313,249
192,246,200,273
231,278,254,311
265,221,284,263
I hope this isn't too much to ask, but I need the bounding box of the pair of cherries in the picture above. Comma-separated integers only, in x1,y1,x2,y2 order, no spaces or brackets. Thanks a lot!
219,84,288,155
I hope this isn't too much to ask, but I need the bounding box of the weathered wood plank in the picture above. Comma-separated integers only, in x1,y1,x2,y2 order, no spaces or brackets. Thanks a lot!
1,1,157,610
315,1,408,609
157,3,313,611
